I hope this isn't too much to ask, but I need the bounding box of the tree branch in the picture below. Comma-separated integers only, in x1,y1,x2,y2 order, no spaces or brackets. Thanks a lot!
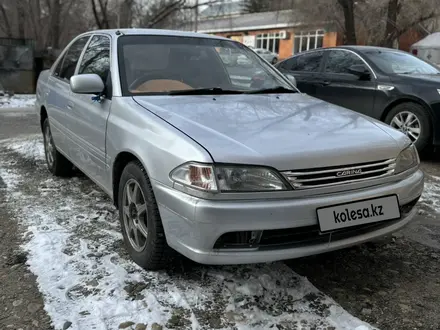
0,3,13,37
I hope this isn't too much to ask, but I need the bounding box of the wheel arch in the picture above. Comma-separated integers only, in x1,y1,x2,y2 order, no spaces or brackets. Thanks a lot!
112,150,150,209
380,97,435,142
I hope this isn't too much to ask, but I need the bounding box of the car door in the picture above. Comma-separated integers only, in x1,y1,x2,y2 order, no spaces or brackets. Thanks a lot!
313,49,378,115
67,34,112,187
278,51,325,95
46,36,90,154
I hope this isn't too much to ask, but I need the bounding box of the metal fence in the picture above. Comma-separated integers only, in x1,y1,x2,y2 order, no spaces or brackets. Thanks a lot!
0,38,35,94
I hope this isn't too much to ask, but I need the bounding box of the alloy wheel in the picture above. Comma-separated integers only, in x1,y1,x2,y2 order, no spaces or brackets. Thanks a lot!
122,179,149,252
390,111,421,143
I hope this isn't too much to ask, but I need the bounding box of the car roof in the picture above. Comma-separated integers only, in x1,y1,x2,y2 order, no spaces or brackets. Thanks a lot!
278,46,406,63
331,45,407,54
78,28,230,41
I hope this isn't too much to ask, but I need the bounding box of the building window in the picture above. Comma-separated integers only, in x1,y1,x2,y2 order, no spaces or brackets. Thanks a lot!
294,30,325,54
256,33,282,53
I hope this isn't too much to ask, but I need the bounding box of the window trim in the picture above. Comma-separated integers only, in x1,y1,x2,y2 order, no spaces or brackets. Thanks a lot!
51,35,92,83
293,29,325,54
256,32,282,53
75,33,112,77
323,49,377,79
75,33,112,99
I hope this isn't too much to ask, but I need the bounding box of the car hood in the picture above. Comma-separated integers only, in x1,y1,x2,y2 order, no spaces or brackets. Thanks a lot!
133,94,409,170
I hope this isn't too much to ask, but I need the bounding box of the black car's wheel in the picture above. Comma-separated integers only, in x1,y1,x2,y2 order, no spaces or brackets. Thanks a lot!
385,102,432,152
271,57,278,64
42,118,74,177
118,161,172,270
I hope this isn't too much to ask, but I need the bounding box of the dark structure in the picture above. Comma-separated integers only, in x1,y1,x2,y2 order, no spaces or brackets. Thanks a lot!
0,38,35,94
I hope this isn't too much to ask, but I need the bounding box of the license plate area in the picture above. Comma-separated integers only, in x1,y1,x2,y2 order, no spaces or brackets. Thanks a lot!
317,195,401,233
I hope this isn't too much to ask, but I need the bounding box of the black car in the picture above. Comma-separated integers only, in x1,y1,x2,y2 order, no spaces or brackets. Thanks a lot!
275,46,440,152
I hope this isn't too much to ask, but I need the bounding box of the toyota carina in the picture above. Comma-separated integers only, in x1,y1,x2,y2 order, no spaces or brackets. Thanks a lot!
35,29,424,270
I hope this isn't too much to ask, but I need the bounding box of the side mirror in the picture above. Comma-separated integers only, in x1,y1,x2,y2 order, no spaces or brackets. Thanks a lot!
70,74,104,94
286,74,297,87
348,64,370,79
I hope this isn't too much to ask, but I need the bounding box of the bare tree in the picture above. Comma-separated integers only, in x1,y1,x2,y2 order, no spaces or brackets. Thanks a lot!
0,1,13,37
295,0,440,47
337,0,357,44
242,0,270,13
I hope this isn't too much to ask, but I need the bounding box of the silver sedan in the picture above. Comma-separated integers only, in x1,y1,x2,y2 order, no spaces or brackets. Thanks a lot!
35,29,423,270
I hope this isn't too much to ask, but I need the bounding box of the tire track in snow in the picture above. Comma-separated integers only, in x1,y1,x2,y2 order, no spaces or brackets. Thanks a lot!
0,136,376,330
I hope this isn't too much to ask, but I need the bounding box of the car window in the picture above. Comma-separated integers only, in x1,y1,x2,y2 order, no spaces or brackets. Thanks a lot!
78,35,111,83
117,35,293,95
325,50,365,74
363,50,439,74
284,51,324,72
54,36,90,81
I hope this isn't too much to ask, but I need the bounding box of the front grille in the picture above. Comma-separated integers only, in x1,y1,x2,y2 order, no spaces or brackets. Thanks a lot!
282,159,396,189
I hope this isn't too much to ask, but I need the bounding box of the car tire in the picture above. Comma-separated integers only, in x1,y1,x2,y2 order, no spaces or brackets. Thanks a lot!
118,161,172,270
271,57,278,64
384,102,431,153
42,118,74,177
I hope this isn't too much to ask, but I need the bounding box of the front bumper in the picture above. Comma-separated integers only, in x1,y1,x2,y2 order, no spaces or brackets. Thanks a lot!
153,169,424,265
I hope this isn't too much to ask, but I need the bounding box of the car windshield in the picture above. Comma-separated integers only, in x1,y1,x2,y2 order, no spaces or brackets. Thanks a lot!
117,35,294,95
364,50,439,75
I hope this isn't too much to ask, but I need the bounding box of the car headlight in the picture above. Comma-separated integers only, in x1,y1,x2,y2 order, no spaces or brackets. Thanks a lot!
170,162,289,192
395,144,419,174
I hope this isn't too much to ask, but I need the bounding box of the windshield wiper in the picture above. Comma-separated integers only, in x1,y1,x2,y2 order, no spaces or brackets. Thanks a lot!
246,86,297,94
168,88,244,95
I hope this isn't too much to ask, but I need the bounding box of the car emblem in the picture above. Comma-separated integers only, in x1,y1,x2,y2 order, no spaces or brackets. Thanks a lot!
336,169,363,177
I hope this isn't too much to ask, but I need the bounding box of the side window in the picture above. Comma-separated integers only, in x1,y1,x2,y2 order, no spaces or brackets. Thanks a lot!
54,36,90,81
325,50,365,74
289,51,324,72
78,35,111,83
281,57,297,70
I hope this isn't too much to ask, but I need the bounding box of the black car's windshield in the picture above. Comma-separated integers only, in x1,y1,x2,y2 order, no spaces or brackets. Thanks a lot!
117,35,295,95
364,50,439,75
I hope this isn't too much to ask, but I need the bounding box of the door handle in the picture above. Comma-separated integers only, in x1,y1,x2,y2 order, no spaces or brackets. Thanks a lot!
67,102,73,110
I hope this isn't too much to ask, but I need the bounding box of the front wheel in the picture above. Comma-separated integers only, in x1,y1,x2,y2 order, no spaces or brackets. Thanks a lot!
384,102,432,153
118,161,172,270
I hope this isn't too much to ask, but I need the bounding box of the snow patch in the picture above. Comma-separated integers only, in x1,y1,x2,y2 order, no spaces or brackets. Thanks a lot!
0,94,36,109
0,136,377,330
419,174,440,214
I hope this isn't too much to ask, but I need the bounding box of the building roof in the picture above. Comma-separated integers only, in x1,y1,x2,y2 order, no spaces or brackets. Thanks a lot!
182,10,299,33
199,2,243,19
411,32,440,50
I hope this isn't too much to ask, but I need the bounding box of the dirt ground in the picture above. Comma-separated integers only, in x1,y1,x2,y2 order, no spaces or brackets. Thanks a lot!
1,108,439,330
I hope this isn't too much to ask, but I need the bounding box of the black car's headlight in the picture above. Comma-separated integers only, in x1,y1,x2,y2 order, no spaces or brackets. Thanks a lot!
170,162,289,192
395,144,419,174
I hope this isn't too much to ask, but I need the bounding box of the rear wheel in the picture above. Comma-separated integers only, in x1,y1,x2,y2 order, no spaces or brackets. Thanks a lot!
271,57,278,64
42,118,73,177
384,102,431,152
118,161,172,270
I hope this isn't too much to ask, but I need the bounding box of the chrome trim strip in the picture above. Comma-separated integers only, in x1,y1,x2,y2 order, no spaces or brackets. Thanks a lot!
283,159,395,177
288,165,396,183
282,159,396,189
288,170,395,189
